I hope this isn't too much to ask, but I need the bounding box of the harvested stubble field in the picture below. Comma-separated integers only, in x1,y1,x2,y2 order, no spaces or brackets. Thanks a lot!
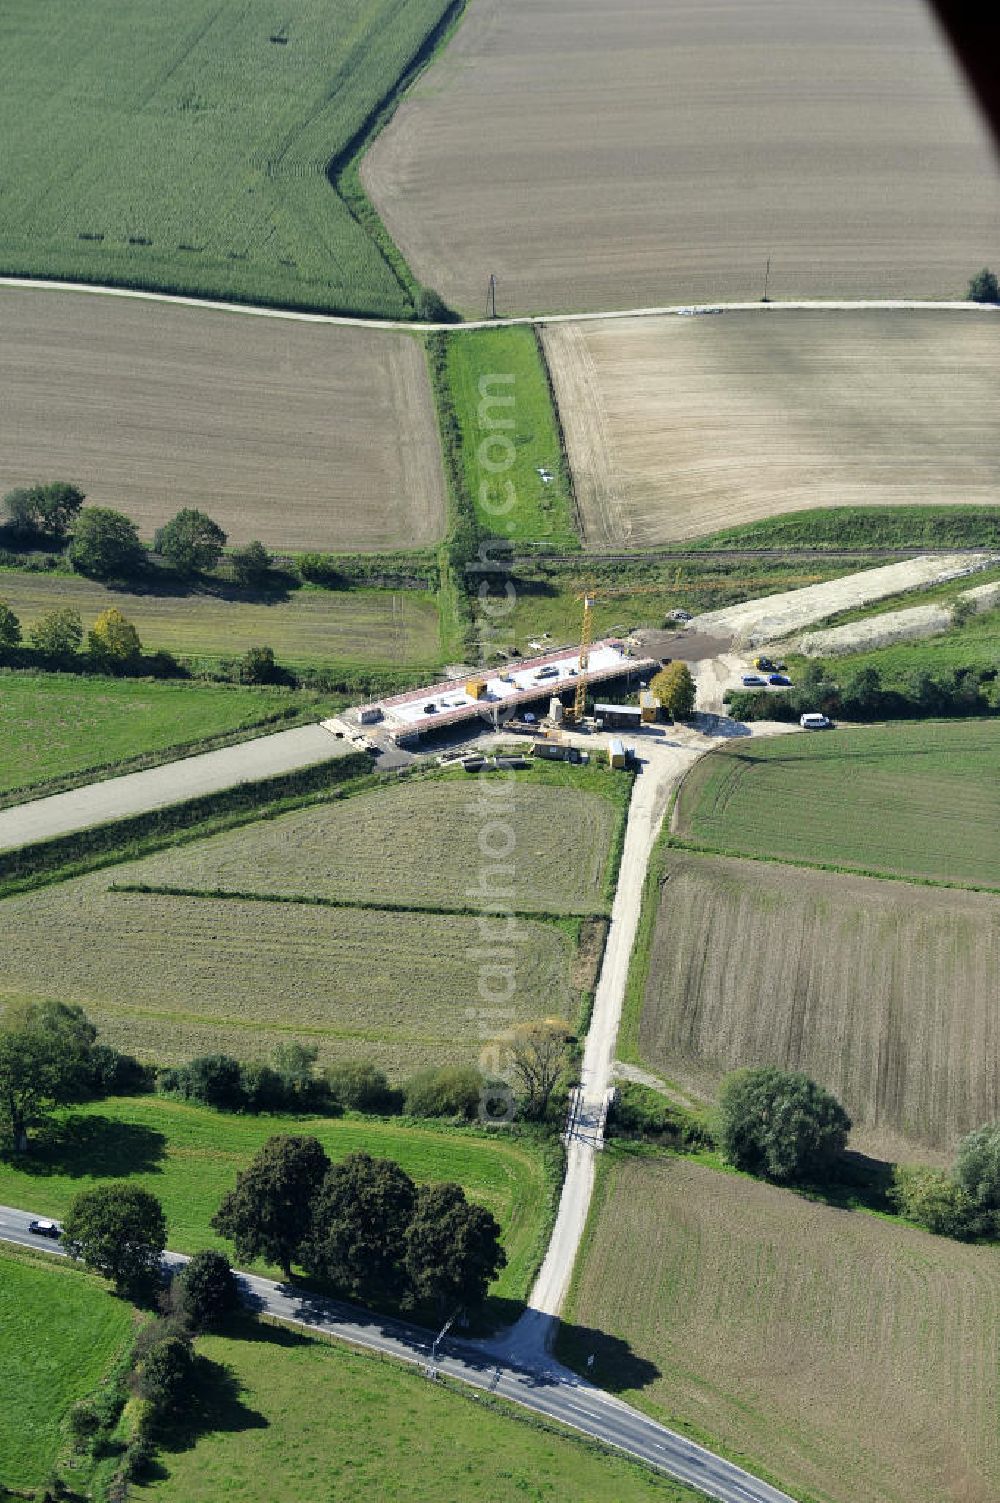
561,1155,1000,1503
0,571,441,668
0,290,445,551
0,1245,134,1493
0,0,455,315
637,852,1000,1156
543,312,1000,547
673,719,1000,889
132,1316,700,1503
362,0,1000,316
0,673,309,802
128,772,623,915
0,1097,550,1305
0,879,576,1077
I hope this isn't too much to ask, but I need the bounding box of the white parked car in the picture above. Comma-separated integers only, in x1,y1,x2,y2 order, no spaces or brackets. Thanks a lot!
800,712,833,730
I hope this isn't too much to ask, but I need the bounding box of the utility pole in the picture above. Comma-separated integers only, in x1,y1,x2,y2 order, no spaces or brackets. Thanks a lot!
426,1309,459,1379
761,255,771,303
487,273,497,320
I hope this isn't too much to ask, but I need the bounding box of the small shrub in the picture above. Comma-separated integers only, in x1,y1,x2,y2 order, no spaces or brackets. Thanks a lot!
238,644,281,684
231,539,273,588
402,1065,482,1120
890,1165,977,1239
67,1398,103,1450
135,1334,193,1416
172,1249,239,1330
967,267,1000,304
717,1067,851,1184
606,1082,714,1149
325,1061,400,1114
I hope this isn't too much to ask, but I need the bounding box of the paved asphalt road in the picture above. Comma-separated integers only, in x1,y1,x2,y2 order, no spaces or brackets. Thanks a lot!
0,1204,794,1503
0,723,348,853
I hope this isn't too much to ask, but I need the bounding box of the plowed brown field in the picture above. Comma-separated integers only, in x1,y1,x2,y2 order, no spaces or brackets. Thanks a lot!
562,1156,1000,1503
362,0,1000,316
0,288,445,551
543,311,1000,546
639,852,1000,1157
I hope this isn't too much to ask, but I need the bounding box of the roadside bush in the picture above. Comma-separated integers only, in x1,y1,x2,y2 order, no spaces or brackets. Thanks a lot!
717,1067,851,1184
890,1165,977,1239
135,1333,193,1417
160,1053,246,1111
231,539,273,588
239,1060,289,1113
87,1043,153,1096
298,552,345,588
238,644,282,685
402,1065,482,1120
606,1081,714,1149
325,1061,401,1114
171,1248,239,1330
954,1122,1000,1234
967,267,1000,303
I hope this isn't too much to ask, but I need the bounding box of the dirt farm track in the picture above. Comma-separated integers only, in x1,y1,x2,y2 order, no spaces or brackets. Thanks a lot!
0,287,446,553
362,0,1000,316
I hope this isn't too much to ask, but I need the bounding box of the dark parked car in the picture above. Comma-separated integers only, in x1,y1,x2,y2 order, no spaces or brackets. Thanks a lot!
768,673,792,686
28,1219,60,1239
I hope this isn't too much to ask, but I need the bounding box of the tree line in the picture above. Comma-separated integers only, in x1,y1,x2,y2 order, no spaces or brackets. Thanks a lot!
727,658,1000,723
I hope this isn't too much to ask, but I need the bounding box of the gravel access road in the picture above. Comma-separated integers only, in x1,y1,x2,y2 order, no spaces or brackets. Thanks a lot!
0,723,349,853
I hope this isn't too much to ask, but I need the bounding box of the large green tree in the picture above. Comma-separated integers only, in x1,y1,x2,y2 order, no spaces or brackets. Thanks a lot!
717,1067,851,1184
62,1183,167,1295
650,661,696,718
171,1248,239,1330
69,507,145,580
303,1152,416,1301
403,1182,506,1314
0,1000,97,1151
157,508,227,576
3,481,84,541
211,1134,330,1280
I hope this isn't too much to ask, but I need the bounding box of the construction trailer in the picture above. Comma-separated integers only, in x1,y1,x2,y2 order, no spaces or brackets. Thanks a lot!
594,702,642,730
608,738,628,769
639,691,662,723
533,742,581,763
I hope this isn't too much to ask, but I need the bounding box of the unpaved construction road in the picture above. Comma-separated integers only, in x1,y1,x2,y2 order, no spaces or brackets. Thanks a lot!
0,724,348,853
690,552,1000,647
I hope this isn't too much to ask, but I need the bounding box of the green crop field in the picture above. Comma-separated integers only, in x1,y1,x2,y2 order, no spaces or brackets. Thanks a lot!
0,0,455,316
0,1244,133,1493
0,672,313,804
445,326,579,548
0,877,577,1077
0,571,442,669
560,1155,1000,1503
128,770,624,915
673,720,1000,888
634,852,1000,1157
0,1096,551,1306
133,1315,698,1503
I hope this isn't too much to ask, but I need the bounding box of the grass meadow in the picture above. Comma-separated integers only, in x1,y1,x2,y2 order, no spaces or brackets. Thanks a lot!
125,769,625,915
0,0,454,315
635,852,1000,1157
502,558,862,655
560,1155,1000,1503
445,326,579,548
0,1097,553,1308
0,672,314,804
0,1244,133,1493
132,1314,701,1503
0,770,620,1072
672,720,1000,889
0,570,442,670
803,605,1000,686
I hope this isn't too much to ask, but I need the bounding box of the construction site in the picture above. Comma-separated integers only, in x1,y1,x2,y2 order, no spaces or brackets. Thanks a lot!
347,636,657,747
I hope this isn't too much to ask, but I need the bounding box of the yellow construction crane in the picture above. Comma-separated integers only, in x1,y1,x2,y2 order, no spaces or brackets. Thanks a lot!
573,593,596,724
